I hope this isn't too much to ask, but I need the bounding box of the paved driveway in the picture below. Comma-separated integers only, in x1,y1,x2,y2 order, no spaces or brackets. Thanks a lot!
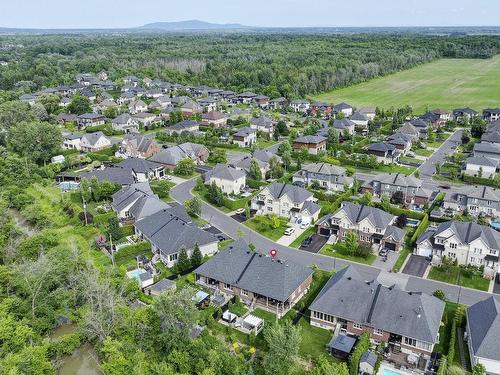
493,278,500,295
230,213,247,223
277,223,307,246
418,129,463,180
402,255,430,277
300,234,328,254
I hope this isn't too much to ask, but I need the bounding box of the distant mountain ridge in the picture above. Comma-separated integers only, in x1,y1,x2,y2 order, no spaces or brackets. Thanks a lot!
138,19,250,30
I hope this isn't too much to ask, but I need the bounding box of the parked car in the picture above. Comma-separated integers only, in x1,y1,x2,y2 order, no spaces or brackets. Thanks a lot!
284,227,295,236
496,273,500,284
439,184,451,190
300,222,309,229
407,151,415,157
379,248,389,257
301,236,313,248
235,208,245,215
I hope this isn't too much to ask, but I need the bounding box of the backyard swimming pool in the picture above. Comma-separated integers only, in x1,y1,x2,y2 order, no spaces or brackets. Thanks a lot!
491,220,500,231
407,218,420,227
126,268,146,280
381,369,402,375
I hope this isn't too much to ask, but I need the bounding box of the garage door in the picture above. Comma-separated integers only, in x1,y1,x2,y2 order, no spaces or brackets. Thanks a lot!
417,246,432,257
385,243,396,251
319,228,331,236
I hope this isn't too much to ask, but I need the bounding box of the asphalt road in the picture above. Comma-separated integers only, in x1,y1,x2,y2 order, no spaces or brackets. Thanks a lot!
172,177,493,306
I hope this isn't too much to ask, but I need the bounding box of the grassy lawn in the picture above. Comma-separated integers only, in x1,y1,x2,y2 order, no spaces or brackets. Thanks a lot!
289,227,316,248
244,215,289,241
434,302,459,354
255,138,278,149
414,148,433,157
313,56,500,114
392,247,411,273
320,243,376,265
228,299,249,317
426,139,446,149
355,164,416,176
399,156,422,165
428,266,490,291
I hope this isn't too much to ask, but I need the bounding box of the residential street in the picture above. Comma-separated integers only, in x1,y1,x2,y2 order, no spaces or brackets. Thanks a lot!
418,129,463,180
172,177,493,306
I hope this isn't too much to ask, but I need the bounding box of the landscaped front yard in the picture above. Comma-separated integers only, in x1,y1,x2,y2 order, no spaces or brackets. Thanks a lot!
428,265,490,291
244,215,290,241
320,242,377,265
414,148,433,157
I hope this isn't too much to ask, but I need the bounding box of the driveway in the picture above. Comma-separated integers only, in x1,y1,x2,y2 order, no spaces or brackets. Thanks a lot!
418,129,463,181
203,225,231,241
300,234,328,254
171,177,495,307
402,255,430,277
372,250,399,272
226,150,250,165
276,223,308,246
493,278,500,295
230,213,247,223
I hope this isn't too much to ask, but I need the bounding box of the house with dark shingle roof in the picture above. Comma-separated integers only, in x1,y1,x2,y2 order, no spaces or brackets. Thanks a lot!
195,240,313,318
149,142,209,170
453,107,478,122
80,166,135,186
332,118,356,136
76,113,105,129
366,142,400,164
232,149,281,178
165,119,200,135
464,156,498,178
293,135,327,155
251,182,320,223
232,127,257,147
466,296,500,375
80,131,112,152
118,133,160,159
134,208,218,268
116,158,165,182
333,102,353,117
310,266,444,358
112,113,139,133
201,111,228,128
483,108,500,123
443,185,500,218
316,201,405,252
250,116,274,134
416,221,500,277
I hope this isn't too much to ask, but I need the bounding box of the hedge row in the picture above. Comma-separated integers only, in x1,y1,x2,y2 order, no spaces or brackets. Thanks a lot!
349,333,370,375
115,241,152,264
462,175,500,189
410,214,429,245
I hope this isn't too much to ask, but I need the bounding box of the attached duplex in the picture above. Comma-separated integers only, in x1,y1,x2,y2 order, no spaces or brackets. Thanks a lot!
292,163,353,192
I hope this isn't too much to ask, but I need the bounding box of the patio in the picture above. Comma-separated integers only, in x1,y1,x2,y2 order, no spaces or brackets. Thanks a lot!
383,342,428,374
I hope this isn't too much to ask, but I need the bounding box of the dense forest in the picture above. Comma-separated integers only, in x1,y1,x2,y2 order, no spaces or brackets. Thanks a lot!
0,33,499,98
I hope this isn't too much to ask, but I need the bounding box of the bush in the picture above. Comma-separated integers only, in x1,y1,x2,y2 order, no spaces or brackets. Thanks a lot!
78,211,93,224
410,214,429,245
433,289,446,301
349,333,370,375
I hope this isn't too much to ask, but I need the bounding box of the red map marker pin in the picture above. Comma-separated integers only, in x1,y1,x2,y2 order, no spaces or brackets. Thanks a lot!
270,249,278,258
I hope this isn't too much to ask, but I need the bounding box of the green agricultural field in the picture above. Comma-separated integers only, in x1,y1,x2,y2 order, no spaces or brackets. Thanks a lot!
314,56,500,114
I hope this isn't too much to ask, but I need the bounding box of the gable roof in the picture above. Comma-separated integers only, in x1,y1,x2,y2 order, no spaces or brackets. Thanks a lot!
367,142,396,153
427,221,500,250
149,143,208,166
264,182,313,204
309,266,444,343
333,118,356,130
301,162,346,176
122,133,157,153
294,135,327,145
206,164,246,181
194,240,313,302
81,131,108,146
112,182,154,212
116,158,164,174
467,296,500,361
465,156,498,168
80,166,134,185
336,201,395,229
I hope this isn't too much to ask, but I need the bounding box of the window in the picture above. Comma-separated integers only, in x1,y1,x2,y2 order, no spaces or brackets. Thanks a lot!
449,243,457,249
449,252,456,258
352,322,363,330
267,199,273,204
223,283,232,291
404,337,417,347
241,289,248,296
169,253,178,262
267,207,273,212
474,248,482,254
374,328,384,336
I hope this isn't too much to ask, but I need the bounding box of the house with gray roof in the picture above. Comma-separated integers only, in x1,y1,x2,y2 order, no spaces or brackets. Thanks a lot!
350,112,370,133
333,102,353,117
76,113,105,129
332,118,355,136
293,135,327,155
195,240,313,318
145,278,176,296
366,142,400,164
473,142,500,161
116,158,165,182
134,208,218,268
149,143,209,169
309,266,444,358
464,156,498,178
80,131,112,152
204,164,246,195
251,182,320,223
232,127,257,148
361,173,433,209
165,120,200,135
483,109,500,123
250,116,274,134
289,99,310,113
416,221,500,277
443,185,500,218
453,107,478,123
359,351,378,375
80,166,135,186
112,113,139,133
232,149,281,178
466,296,500,375
292,162,353,192
118,133,160,159
316,201,405,252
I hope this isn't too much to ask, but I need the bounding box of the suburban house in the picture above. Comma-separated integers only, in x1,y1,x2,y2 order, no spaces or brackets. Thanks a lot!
62,131,82,151
134,209,218,268
112,114,139,133
464,156,498,178
333,102,353,117
80,131,112,153
443,185,500,218
350,112,370,133
237,92,257,104
76,113,105,129
133,112,159,128
116,158,165,182
366,143,400,164
466,296,500,375
473,143,500,160
361,173,432,209
165,120,200,135
387,133,414,154
201,111,228,128
149,143,209,170
195,240,313,318
453,108,478,122
232,127,257,147
310,101,332,116
80,166,135,186
416,221,500,277
180,100,202,116
269,97,287,110
332,118,356,136
118,133,160,159
483,109,500,123
408,118,429,138
128,99,148,114
309,267,445,360
421,109,450,128
254,95,270,109
197,97,217,112
56,113,78,125
396,122,421,141
111,182,170,222
290,99,310,113
316,201,405,252
232,149,281,178
250,116,274,134
251,182,321,224
292,163,353,192
358,107,376,120
204,164,246,195
481,121,500,144
293,135,327,155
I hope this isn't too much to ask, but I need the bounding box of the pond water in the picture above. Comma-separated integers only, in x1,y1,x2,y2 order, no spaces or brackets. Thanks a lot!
50,324,101,375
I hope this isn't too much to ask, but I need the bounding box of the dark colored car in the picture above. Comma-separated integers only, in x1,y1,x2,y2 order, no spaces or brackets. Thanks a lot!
301,236,313,248
439,184,451,190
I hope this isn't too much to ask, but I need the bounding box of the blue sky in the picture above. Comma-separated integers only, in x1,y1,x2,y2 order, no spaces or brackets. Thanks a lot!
1,0,499,28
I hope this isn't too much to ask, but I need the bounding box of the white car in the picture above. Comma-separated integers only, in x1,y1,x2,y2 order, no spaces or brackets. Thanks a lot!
235,208,246,215
300,222,309,229
284,227,295,236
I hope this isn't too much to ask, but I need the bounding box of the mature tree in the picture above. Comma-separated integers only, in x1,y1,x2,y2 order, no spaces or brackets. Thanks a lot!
359,192,373,206
38,94,61,115
278,140,292,154
276,120,288,136
153,287,198,338
391,190,405,205
207,149,227,164
268,156,284,179
108,216,121,241
8,121,62,163
190,243,203,268
175,158,195,176
270,215,281,230
461,130,471,145
344,230,359,255
273,126,280,141
262,321,302,375
177,247,191,272
281,150,292,171
380,195,392,212
395,213,408,228
248,159,262,181
311,180,320,190
0,101,36,134
310,355,349,375
207,181,224,206
327,128,339,148
185,196,202,217
151,180,173,199
31,102,49,121
68,95,91,115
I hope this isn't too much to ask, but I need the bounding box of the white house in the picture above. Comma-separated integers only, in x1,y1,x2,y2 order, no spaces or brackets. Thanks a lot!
232,127,257,148
62,132,83,151
205,164,246,195
464,156,497,178
80,131,112,153
112,114,139,133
